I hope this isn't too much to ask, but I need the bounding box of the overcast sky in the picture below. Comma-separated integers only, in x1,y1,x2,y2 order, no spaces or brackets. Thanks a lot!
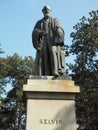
0,0,98,64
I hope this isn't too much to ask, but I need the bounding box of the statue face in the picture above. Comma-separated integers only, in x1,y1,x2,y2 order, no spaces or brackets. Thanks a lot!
42,9,50,18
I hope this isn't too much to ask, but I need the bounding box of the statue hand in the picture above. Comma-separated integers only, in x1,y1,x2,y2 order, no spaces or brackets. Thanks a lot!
41,31,46,36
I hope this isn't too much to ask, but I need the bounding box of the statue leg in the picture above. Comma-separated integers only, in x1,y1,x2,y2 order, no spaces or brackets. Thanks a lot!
60,46,65,73
42,44,52,75
52,46,59,76
57,46,62,73
35,51,40,75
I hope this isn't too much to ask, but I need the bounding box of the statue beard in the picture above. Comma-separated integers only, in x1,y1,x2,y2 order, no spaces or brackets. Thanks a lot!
44,13,50,19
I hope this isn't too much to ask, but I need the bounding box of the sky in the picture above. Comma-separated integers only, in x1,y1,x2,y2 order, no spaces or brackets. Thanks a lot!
0,0,98,64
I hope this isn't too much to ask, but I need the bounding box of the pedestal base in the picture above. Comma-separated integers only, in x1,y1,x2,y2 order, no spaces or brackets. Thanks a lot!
23,78,80,130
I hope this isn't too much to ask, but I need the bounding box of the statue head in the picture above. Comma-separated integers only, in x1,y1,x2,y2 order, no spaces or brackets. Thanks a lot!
42,5,51,18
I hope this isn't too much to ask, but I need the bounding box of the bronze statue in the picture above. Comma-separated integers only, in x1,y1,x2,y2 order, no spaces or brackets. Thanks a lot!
32,5,66,77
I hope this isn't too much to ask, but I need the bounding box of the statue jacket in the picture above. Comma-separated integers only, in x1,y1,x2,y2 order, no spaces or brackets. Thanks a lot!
32,16,64,50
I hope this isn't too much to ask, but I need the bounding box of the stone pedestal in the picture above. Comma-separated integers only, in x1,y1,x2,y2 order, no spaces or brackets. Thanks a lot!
23,78,80,130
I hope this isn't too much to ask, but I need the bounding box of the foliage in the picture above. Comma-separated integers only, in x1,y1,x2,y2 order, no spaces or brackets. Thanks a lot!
0,44,5,117
0,53,35,130
70,10,98,130
0,44,4,54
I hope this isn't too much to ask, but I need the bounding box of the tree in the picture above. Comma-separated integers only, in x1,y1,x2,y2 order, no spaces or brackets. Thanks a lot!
70,10,98,130
0,44,5,122
0,44,4,54
0,53,35,130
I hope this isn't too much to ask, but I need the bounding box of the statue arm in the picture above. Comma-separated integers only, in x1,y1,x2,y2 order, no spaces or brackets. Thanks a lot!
54,17,62,28
32,21,46,50
54,18,65,45
32,21,40,49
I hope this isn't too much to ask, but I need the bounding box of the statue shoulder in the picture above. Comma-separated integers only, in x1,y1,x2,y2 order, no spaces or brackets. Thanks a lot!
53,17,60,23
53,17,60,21
35,18,43,26
52,17,62,27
